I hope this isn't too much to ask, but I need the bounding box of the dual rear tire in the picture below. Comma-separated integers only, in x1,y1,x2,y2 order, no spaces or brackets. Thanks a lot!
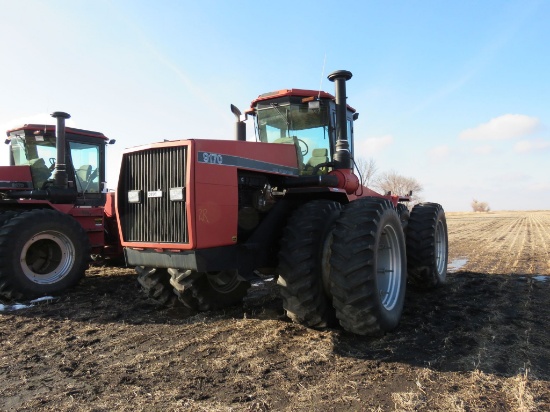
329,197,407,335
0,209,90,300
277,197,408,335
278,198,447,336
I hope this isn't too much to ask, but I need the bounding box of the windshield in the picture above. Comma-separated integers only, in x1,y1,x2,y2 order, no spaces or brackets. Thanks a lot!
10,134,57,188
255,101,333,175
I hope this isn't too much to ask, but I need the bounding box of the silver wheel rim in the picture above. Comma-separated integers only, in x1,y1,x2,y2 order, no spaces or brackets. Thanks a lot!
435,219,447,276
20,230,76,284
376,224,403,311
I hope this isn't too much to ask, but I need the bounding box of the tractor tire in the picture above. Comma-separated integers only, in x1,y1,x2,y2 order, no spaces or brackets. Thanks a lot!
330,197,407,335
0,210,21,226
277,199,343,328
168,269,250,311
136,266,180,307
406,203,448,288
0,209,90,300
396,203,410,231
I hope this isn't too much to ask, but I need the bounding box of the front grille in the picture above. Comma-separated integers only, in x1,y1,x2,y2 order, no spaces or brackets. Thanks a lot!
119,145,188,243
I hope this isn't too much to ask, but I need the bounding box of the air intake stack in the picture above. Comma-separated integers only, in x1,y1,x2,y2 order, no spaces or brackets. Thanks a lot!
50,111,71,189
328,70,353,170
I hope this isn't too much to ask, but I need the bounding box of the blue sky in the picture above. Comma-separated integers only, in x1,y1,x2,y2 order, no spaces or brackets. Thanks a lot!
1,0,548,211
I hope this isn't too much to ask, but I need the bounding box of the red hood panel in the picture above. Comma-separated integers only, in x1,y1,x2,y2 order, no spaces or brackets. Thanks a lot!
0,166,34,190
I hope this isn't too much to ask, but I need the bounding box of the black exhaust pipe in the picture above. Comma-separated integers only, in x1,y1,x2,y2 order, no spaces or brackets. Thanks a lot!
327,70,353,170
231,104,246,141
50,111,71,189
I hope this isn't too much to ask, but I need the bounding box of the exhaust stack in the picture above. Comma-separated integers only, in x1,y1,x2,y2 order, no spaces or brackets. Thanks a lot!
231,104,246,141
327,70,353,170
51,111,71,189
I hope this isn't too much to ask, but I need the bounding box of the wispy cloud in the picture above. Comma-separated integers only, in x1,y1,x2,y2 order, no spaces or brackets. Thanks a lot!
427,145,451,161
514,138,550,153
459,114,540,141
357,135,394,154
472,144,495,155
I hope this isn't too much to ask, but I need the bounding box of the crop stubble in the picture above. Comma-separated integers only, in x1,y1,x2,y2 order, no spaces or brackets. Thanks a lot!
0,210,549,411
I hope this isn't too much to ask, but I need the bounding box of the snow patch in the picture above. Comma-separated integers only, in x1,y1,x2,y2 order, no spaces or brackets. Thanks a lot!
448,258,469,272
533,275,548,283
0,296,56,312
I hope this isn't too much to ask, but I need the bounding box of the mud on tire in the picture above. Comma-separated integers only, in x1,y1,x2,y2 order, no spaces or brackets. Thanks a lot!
330,197,407,335
277,199,342,328
0,209,90,300
168,269,250,311
136,266,180,307
406,202,448,288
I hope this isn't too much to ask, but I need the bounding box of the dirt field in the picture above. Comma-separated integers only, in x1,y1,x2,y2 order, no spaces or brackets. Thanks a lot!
1,210,549,411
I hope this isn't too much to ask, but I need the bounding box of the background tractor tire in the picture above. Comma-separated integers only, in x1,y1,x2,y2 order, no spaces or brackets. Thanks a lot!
406,202,448,288
0,209,90,300
277,199,342,328
396,203,410,231
330,197,407,336
168,269,250,311
136,266,180,307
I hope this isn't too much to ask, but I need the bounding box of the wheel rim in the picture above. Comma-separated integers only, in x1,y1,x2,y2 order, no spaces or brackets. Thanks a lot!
435,219,447,275
376,224,403,311
206,271,242,293
20,230,76,285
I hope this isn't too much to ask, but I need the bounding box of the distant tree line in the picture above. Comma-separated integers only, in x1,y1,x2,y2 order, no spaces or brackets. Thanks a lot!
471,199,490,212
354,157,423,206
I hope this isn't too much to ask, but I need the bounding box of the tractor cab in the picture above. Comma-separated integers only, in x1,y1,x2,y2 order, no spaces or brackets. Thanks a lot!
3,121,111,206
249,89,357,175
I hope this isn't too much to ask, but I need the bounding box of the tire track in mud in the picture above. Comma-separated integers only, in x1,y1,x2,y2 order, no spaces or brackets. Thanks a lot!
444,211,550,381
436,272,550,380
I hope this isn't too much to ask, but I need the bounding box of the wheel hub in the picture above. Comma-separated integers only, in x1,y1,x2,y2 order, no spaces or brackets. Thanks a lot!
20,231,76,284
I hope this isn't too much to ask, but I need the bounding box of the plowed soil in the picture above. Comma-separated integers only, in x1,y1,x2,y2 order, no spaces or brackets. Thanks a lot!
1,210,549,411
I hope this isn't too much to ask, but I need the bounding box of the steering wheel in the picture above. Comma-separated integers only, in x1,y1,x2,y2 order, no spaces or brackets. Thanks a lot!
297,139,309,156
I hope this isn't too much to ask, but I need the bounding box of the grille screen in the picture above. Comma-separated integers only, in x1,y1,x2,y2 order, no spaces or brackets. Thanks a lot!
119,146,188,243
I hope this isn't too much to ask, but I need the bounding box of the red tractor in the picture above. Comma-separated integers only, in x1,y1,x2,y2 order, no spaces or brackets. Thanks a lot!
0,113,121,300
116,70,448,335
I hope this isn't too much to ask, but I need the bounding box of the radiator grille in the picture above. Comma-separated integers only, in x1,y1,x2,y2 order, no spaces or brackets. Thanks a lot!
119,145,188,243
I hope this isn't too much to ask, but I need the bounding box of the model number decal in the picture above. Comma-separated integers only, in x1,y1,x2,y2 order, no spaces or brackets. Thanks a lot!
202,152,223,164
196,151,300,176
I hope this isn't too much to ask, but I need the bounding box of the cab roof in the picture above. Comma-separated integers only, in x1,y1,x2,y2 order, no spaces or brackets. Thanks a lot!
6,124,109,141
249,88,356,112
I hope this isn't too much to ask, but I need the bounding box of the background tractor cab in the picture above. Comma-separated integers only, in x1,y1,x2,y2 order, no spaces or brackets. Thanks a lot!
249,88,357,177
3,114,112,206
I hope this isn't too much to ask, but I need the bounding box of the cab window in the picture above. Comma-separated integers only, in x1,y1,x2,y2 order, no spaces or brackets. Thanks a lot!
69,142,100,193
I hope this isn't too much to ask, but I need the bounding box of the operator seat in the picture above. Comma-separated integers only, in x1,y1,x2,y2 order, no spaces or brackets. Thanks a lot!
29,158,52,189
304,148,329,175
75,164,92,192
